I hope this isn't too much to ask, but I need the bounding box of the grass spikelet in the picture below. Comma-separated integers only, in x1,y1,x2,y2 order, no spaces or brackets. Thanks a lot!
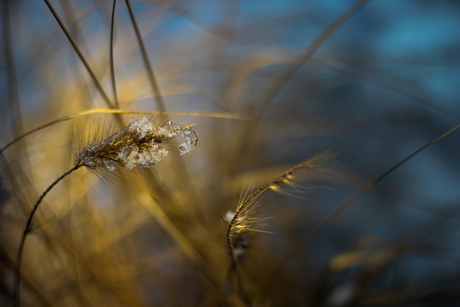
226,152,328,263
13,117,198,307
222,153,330,303
77,117,198,172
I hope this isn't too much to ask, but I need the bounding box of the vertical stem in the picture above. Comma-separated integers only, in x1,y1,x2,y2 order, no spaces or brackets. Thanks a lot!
110,0,119,108
43,0,115,109
125,0,167,122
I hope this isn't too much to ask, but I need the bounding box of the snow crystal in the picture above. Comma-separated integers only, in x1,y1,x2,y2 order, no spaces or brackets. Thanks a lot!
157,122,198,155
118,144,169,171
179,126,198,155
128,117,156,138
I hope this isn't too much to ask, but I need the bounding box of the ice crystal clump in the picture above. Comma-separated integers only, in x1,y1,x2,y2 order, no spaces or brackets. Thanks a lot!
178,126,198,155
159,122,198,155
118,144,169,171
128,116,155,138
76,117,198,172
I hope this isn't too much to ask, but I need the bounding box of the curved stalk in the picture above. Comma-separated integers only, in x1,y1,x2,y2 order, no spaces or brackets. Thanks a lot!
13,163,83,307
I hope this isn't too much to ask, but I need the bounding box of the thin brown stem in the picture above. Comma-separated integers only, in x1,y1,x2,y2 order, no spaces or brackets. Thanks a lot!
110,0,119,108
43,0,115,109
13,164,83,307
125,0,167,121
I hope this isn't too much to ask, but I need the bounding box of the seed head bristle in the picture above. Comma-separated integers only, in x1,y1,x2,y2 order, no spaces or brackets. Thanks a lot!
267,153,327,192
227,152,330,260
76,117,198,172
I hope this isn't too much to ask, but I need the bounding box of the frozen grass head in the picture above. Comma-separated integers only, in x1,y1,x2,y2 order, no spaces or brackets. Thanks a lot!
76,117,198,172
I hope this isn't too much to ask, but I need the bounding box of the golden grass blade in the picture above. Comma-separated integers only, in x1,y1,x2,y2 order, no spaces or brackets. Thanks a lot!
0,109,250,154
89,211,150,255
135,186,222,289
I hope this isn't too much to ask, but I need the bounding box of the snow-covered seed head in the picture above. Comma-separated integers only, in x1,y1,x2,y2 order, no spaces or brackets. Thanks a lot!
76,117,198,172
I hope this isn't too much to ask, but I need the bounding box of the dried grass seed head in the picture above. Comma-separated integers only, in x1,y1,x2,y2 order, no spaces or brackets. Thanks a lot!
227,152,332,258
76,117,198,172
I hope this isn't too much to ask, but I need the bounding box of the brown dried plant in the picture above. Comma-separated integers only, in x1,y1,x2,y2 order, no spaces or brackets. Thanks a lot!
226,153,327,263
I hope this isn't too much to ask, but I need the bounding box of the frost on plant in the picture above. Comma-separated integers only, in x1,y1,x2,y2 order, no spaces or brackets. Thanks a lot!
158,122,198,155
178,126,199,155
76,117,198,171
